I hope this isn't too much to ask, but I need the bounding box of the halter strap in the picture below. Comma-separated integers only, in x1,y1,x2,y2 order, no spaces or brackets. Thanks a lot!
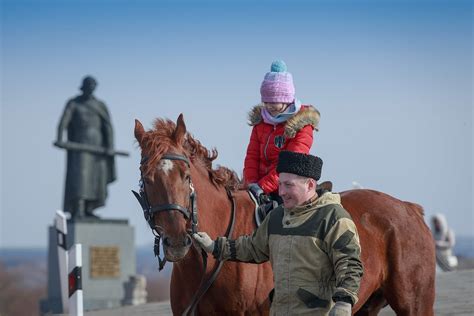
133,151,237,316
132,152,197,271
150,204,191,219
135,153,194,222
161,153,190,167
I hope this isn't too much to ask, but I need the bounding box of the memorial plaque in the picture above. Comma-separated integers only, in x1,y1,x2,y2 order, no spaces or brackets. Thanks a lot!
90,246,120,278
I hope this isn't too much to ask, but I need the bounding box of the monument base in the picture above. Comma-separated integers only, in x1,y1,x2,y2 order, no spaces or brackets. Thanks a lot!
40,218,136,314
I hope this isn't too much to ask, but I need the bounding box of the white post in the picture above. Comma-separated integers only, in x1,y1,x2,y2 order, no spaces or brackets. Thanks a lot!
55,210,68,313
68,244,83,316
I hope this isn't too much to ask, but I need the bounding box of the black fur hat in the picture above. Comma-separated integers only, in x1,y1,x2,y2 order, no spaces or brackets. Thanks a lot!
276,151,323,181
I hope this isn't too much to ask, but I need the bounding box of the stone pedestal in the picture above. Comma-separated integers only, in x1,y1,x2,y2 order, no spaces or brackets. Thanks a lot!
40,218,136,314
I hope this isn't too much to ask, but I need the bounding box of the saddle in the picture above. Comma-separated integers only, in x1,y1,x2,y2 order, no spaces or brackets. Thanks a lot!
316,181,333,196
252,181,333,226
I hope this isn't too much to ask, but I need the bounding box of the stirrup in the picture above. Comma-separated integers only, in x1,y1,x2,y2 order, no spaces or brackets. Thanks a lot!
257,201,278,223
248,191,279,227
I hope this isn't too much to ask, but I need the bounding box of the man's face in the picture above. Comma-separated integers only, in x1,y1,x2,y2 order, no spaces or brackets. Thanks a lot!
278,173,314,209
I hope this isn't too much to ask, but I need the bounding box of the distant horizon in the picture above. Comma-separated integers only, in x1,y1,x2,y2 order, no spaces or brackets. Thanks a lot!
2,234,474,250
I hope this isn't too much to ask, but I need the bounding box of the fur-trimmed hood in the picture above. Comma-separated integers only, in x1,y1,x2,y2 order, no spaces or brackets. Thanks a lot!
247,104,320,138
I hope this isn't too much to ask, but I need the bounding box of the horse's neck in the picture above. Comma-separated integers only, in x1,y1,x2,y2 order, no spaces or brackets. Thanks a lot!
199,188,255,238
190,166,255,237
196,186,233,236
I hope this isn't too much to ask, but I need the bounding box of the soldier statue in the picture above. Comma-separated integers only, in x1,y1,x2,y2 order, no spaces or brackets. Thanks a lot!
55,76,127,219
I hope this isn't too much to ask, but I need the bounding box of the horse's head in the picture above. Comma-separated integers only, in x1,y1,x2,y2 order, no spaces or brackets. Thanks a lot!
134,114,194,262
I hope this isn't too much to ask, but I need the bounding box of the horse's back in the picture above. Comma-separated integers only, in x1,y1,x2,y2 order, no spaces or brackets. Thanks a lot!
340,189,430,237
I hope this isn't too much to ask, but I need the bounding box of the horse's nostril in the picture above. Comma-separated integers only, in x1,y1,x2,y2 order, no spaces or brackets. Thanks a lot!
163,236,192,248
163,237,171,247
184,235,192,247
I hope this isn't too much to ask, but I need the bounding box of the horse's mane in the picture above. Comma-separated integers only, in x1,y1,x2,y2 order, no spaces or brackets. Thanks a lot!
140,118,240,191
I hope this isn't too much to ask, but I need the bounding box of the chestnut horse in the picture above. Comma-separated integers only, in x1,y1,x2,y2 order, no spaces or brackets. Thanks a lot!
134,114,435,316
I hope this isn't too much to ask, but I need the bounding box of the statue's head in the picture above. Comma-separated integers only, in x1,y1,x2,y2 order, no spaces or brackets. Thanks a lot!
80,76,97,96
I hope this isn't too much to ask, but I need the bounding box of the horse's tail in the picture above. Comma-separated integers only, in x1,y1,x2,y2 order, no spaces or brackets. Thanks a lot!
403,200,425,217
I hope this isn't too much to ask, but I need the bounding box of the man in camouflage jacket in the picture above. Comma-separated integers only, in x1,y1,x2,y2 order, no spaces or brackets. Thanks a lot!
193,151,363,316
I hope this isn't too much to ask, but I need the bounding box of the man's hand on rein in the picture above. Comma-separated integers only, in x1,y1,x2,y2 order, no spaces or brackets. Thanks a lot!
192,232,215,253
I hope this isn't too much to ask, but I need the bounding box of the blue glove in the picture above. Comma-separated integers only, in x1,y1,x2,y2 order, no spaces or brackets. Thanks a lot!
248,183,266,205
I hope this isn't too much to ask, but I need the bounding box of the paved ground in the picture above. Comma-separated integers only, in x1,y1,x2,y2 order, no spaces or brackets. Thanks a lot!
84,269,473,316
379,269,473,316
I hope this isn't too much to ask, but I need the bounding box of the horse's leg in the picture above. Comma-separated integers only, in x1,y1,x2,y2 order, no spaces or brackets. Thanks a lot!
354,289,387,316
247,298,270,316
383,238,436,315
383,271,435,316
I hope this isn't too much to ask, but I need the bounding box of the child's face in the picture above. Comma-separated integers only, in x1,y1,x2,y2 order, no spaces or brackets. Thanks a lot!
264,102,289,116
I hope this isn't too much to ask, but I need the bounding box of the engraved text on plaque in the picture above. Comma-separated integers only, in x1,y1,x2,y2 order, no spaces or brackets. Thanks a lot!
90,246,120,278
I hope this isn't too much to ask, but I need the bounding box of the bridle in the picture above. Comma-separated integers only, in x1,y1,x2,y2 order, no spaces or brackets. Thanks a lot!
132,153,198,271
132,152,236,316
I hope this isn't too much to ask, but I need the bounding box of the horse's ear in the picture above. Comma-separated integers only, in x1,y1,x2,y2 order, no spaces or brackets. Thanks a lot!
173,113,187,146
134,119,145,144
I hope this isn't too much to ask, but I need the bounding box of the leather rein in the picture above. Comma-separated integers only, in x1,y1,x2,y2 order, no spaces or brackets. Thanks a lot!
132,153,236,316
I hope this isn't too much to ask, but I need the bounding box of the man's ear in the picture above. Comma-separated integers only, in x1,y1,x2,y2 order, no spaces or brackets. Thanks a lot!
308,178,317,192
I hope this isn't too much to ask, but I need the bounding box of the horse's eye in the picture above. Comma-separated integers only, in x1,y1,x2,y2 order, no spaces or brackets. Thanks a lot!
142,177,152,185
185,175,191,182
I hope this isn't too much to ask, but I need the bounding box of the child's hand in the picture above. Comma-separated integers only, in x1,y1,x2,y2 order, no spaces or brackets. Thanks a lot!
248,183,265,204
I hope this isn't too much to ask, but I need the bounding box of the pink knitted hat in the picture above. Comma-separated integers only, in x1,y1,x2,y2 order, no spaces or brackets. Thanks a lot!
260,60,295,103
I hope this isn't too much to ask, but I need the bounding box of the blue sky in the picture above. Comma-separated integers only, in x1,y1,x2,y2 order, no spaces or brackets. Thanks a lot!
1,0,472,248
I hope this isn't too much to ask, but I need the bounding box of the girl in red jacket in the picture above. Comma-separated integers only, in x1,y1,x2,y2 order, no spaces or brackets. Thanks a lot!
244,60,320,204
